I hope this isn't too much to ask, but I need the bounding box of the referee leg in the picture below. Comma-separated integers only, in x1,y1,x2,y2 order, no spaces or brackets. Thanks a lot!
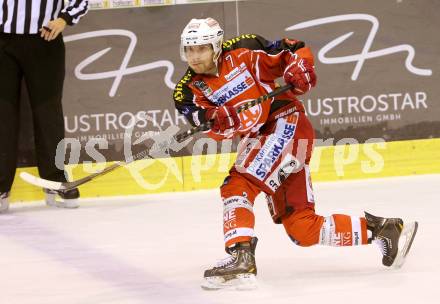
0,34,22,193
21,35,67,182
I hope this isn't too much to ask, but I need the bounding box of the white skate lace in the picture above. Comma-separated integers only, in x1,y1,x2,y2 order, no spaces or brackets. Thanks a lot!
215,253,237,268
374,238,388,256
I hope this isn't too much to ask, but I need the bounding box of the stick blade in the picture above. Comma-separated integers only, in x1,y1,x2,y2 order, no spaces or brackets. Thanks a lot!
19,172,64,190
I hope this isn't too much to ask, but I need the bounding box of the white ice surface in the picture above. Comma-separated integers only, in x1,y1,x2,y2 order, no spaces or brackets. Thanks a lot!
1,175,439,304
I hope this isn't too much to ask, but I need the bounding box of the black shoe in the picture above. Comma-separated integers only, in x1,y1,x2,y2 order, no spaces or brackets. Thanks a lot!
44,188,80,209
0,191,10,213
201,237,258,290
365,212,418,268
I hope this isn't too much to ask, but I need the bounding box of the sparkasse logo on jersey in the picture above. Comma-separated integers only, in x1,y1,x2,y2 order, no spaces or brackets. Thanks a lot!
247,120,297,181
210,69,255,105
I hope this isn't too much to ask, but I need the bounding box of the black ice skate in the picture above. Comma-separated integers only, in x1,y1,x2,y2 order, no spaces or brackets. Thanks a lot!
201,237,258,290
44,188,80,209
365,212,418,268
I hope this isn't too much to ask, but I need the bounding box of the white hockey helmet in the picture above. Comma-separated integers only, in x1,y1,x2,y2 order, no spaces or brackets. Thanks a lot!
180,17,224,62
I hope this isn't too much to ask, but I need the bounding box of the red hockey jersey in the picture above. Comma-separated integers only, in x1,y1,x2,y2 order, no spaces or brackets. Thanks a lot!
174,35,314,141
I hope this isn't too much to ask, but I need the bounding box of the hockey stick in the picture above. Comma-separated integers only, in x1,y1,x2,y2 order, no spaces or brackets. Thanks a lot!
20,84,293,191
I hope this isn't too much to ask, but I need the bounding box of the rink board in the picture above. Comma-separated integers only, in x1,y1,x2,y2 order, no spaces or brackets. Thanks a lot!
10,138,440,202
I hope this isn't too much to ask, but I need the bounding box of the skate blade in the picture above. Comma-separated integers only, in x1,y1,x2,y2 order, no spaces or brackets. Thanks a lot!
0,203,9,213
392,221,418,269
201,273,257,291
45,193,79,209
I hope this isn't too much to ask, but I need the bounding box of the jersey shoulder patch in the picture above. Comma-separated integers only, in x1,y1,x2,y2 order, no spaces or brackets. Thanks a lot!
222,34,259,51
173,68,195,103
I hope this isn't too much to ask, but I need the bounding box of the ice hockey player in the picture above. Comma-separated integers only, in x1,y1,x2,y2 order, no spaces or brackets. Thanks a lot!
173,17,418,290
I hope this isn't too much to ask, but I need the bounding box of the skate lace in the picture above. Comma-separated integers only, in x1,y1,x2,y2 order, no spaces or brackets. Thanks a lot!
215,252,238,268
374,237,389,256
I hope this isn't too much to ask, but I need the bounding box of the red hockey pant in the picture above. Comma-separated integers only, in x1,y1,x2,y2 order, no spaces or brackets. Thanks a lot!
220,111,368,248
